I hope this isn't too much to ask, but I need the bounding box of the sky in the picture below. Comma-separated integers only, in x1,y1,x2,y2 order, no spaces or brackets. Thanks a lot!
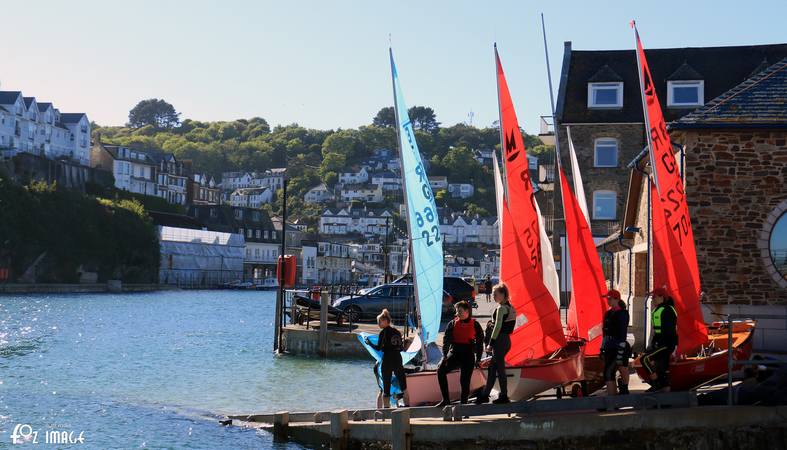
2,0,786,133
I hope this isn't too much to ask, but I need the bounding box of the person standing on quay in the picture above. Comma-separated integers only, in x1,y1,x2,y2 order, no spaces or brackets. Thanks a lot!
484,275,493,303
601,289,631,395
477,283,516,404
641,287,678,392
365,309,409,407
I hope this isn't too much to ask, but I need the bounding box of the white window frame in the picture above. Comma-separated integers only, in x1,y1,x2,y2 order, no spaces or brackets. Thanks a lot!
667,80,704,107
592,190,617,220
588,82,623,108
593,138,619,168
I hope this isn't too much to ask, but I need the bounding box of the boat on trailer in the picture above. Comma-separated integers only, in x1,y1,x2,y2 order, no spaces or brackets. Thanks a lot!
633,320,755,391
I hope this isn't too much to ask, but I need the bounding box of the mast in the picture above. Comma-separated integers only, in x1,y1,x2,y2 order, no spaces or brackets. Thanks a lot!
389,48,428,364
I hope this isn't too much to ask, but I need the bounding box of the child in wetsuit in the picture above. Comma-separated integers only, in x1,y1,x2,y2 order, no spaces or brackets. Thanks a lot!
365,309,409,407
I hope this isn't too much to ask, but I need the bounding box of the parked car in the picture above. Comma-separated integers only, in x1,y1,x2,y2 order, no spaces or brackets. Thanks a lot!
393,275,476,304
333,282,454,323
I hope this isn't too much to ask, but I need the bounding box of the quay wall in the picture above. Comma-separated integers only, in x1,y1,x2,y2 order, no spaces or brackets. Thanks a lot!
281,327,367,358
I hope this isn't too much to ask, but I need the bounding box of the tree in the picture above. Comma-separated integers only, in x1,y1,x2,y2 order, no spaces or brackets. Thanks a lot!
128,99,181,129
373,107,395,127
408,106,440,133
441,146,481,181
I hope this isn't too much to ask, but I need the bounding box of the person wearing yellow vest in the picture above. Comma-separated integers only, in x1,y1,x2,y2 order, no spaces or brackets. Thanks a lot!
642,287,678,392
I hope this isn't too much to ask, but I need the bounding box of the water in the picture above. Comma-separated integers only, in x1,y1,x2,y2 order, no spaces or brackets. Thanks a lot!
0,290,378,449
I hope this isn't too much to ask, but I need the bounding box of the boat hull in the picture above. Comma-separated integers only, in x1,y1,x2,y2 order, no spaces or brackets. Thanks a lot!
633,320,755,391
405,368,486,406
487,341,585,401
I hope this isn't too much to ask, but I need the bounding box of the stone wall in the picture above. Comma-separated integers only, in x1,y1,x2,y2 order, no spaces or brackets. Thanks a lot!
1,153,113,191
682,129,787,306
551,123,646,238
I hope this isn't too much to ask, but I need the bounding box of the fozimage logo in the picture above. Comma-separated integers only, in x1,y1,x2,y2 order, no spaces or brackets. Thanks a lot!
10,424,86,445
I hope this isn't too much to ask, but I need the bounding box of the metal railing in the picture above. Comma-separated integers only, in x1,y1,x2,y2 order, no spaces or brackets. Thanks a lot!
726,313,787,406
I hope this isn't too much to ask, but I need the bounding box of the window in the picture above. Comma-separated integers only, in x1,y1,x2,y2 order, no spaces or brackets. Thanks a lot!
668,80,704,107
246,229,252,238
210,208,217,218
594,138,618,167
234,209,243,219
256,229,261,239
238,228,244,235
592,191,617,220
272,231,277,240
769,212,787,280
264,230,269,239
588,82,623,108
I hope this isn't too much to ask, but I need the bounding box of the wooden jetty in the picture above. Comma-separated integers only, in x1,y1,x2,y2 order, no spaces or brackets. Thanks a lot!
225,393,787,449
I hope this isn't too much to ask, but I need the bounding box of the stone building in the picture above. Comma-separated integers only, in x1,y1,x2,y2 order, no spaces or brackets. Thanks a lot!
601,58,787,352
549,41,787,305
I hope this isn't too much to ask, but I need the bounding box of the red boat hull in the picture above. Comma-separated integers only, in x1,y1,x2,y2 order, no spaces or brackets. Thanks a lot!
634,321,755,391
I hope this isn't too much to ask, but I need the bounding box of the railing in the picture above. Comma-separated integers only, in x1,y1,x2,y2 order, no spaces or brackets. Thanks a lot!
726,313,787,406
539,115,554,135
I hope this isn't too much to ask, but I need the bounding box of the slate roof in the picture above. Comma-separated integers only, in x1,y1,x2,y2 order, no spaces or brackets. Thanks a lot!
59,113,86,124
37,102,53,112
556,42,787,123
667,62,704,81
23,97,36,108
671,57,787,129
0,91,21,104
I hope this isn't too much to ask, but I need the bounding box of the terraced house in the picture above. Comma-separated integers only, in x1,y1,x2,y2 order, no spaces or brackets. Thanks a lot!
0,91,90,165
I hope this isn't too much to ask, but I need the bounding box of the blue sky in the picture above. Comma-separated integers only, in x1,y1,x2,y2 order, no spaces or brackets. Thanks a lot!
1,1,785,132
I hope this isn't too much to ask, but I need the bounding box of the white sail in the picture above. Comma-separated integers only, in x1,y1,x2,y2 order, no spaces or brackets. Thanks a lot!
566,126,590,223
493,155,505,248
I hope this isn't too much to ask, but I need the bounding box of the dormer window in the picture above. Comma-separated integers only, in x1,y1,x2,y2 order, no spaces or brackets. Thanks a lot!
588,82,623,108
667,80,704,107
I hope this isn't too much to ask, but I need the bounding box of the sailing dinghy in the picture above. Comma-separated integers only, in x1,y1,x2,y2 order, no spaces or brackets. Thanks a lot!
359,49,484,406
485,46,584,402
628,23,755,390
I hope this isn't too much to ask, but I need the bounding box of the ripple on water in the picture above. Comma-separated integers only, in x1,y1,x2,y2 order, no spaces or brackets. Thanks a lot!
1,291,378,449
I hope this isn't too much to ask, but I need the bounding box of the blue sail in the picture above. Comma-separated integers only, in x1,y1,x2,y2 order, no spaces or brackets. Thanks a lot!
389,50,444,347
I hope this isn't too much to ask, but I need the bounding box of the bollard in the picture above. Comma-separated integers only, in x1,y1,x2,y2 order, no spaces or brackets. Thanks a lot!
273,411,289,441
330,409,349,450
319,293,329,357
391,409,411,450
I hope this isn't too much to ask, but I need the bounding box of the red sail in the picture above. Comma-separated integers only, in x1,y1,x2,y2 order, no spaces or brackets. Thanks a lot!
559,168,608,355
635,26,708,353
501,200,566,363
650,183,709,354
496,48,565,363
496,48,543,278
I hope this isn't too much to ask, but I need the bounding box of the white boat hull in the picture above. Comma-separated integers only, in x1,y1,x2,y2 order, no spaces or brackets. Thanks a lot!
405,368,486,406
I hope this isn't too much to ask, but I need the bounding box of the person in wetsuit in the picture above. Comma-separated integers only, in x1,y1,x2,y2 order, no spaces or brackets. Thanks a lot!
601,289,631,395
477,282,516,404
437,301,484,407
642,287,678,392
364,308,409,407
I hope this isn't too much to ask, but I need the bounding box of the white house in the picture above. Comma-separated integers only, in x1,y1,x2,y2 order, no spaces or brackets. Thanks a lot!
338,167,369,185
229,187,273,208
428,176,448,190
319,207,393,237
221,171,253,190
370,171,402,192
92,143,157,195
251,168,285,191
340,183,383,203
304,183,333,204
154,153,189,205
448,183,474,199
439,213,499,245
386,157,401,172
0,91,90,165
317,241,352,283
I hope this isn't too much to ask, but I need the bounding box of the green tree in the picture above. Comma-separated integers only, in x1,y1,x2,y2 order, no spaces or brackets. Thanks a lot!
408,106,440,133
441,146,481,181
372,107,395,127
128,99,181,129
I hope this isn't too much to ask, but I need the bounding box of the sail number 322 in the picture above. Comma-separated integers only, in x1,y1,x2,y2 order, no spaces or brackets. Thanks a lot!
414,163,441,246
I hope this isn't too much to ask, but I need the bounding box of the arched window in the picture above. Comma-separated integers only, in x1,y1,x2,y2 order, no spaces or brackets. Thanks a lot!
592,190,617,220
769,212,787,283
594,138,618,167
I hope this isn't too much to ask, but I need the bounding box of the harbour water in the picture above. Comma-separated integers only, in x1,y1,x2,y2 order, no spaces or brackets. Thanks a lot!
0,290,377,448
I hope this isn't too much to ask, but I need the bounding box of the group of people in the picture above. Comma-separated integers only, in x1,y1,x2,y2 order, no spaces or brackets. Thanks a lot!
367,283,680,407
366,282,516,408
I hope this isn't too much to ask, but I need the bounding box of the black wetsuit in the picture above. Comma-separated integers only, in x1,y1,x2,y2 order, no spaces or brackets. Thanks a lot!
601,302,630,382
368,326,407,396
437,317,484,404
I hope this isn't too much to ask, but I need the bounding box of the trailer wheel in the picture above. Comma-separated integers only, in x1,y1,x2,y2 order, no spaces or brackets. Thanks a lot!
571,383,583,398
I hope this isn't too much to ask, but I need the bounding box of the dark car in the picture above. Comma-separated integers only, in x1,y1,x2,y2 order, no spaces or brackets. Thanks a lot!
333,282,454,323
393,275,476,304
